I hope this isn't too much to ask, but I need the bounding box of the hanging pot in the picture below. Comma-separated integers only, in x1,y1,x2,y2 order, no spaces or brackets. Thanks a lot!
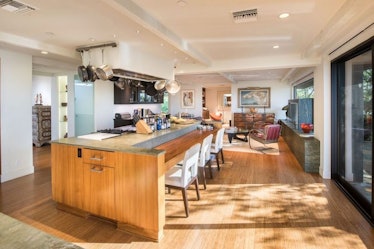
109,76,120,82
96,49,113,80
96,64,113,81
145,82,158,96
86,51,98,82
86,64,97,82
154,80,166,90
77,65,88,82
114,78,127,90
77,51,88,82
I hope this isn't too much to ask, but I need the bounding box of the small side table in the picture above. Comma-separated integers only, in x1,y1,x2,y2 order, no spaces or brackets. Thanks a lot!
225,128,249,143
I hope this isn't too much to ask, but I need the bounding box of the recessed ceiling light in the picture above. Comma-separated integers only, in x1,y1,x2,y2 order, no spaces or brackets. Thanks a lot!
89,38,95,42
273,45,279,49
45,32,55,37
136,30,140,35
279,13,289,19
41,51,48,55
177,0,187,7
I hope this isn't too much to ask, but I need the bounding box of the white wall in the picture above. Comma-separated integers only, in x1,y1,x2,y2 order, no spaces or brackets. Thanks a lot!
32,75,52,105
0,49,33,182
169,84,203,118
231,81,290,122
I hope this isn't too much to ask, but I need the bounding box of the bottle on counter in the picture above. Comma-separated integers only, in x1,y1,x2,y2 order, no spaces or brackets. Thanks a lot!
156,116,162,130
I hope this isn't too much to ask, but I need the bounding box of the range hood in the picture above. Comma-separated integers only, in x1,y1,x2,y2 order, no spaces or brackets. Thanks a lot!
112,68,164,82
76,42,165,83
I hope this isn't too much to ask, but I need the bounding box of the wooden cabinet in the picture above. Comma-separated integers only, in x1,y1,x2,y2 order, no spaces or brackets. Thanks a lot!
51,143,165,241
32,105,51,147
51,144,85,210
233,112,275,130
82,149,116,220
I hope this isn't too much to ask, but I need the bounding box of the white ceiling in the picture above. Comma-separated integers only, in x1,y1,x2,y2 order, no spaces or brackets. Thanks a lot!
0,0,372,87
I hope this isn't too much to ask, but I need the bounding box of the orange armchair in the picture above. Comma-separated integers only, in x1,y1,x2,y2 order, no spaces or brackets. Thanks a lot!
209,112,222,121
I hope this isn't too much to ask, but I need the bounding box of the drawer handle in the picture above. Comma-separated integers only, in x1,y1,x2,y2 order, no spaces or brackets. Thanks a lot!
90,166,103,173
89,157,103,161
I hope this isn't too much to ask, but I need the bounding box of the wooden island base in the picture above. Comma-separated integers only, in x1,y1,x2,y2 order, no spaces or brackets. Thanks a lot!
51,127,216,241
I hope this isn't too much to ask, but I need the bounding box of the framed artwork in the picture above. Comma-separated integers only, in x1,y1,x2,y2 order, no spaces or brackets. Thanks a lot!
238,87,271,108
181,89,195,108
223,94,232,107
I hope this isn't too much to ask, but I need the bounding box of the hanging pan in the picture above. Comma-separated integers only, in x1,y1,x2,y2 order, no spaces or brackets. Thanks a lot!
77,65,88,82
154,80,166,90
86,51,97,82
96,49,113,81
77,52,88,82
145,82,158,96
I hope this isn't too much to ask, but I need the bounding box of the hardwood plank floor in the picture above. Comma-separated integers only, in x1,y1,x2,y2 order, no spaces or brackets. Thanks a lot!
0,140,373,249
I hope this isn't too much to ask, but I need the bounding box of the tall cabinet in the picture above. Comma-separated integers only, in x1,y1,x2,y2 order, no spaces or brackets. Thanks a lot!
32,105,51,147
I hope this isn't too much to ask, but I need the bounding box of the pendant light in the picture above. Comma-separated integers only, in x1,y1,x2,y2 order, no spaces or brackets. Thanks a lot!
165,79,181,94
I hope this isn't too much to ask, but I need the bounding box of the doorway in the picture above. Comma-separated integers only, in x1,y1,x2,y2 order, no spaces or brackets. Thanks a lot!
75,80,94,136
331,37,374,225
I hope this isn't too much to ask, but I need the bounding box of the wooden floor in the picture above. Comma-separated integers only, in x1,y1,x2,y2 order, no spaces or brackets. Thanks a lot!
1,138,373,249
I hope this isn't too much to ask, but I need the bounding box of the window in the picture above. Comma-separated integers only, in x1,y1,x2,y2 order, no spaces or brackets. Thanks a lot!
294,78,314,99
161,92,169,113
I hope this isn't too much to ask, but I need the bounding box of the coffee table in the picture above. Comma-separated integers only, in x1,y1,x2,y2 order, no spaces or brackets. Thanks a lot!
225,128,249,143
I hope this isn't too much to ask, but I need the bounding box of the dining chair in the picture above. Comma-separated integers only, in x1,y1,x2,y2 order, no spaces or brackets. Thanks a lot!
165,143,201,217
210,127,225,171
198,134,213,189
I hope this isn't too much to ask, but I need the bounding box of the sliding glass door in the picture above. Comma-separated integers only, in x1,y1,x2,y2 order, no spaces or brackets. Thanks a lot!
331,37,374,225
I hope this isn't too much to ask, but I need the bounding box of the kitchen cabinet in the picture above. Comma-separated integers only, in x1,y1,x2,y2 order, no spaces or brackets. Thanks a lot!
51,143,165,241
32,105,51,147
51,144,85,210
83,149,116,220
114,82,164,104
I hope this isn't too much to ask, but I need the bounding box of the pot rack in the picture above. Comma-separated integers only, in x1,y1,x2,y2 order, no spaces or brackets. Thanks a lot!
75,41,180,94
76,42,117,53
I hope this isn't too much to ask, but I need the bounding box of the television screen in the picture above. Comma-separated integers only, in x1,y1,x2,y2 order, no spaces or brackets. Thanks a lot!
288,101,298,125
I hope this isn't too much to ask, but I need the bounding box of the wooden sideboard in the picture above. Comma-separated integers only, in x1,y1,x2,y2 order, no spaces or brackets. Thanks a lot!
279,120,320,173
233,112,275,130
32,105,51,147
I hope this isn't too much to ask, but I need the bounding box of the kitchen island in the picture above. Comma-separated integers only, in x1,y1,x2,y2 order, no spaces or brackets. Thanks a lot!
51,122,213,241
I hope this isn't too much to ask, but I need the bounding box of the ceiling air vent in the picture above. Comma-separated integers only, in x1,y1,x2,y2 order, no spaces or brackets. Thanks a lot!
232,8,258,23
0,0,35,14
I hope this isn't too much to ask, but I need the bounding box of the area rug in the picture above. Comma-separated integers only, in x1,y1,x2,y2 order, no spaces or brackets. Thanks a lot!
222,137,279,155
0,212,82,249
